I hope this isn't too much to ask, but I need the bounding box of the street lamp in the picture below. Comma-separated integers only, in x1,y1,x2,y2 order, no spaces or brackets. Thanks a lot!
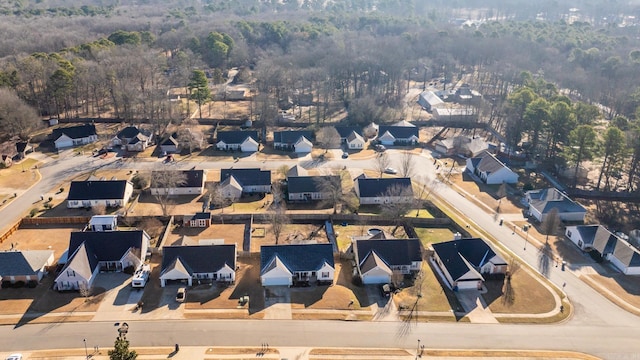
83,338,88,360
524,225,530,250
415,339,421,359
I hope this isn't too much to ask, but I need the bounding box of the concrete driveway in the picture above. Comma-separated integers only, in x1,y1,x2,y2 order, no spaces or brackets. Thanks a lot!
455,290,498,324
263,286,291,320
92,273,144,321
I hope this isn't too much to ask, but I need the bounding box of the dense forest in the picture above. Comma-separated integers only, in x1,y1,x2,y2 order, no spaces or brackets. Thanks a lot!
3,0,640,198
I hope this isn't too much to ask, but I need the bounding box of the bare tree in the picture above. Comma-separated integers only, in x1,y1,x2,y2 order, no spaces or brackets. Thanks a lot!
400,150,415,178
502,257,521,306
314,174,344,214
78,282,92,298
206,182,230,213
315,126,341,152
177,126,205,154
271,181,285,206
379,183,414,234
151,170,187,216
269,204,289,244
374,152,391,178
92,203,107,215
0,88,41,140
496,182,508,212
541,207,561,243
413,176,439,217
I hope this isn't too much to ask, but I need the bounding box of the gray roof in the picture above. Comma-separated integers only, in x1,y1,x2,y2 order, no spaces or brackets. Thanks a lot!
527,188,586,215
68,180,130,201
273,130,314,145
356,177,413,198
52,124,97,140
260,244,334,274
287,176,340,194
377,126,419,140
431,238,506,281
216,130,258,144
161,245,236,276
355,238,422,268
470,151,508,174
151,170,205,188
335,126,363,139
220,168,271,187
0,250,53,277
575,225,618,255
611,241,640,268
117,126,151,140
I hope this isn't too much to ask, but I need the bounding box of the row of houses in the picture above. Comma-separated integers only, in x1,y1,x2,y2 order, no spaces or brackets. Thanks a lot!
566,225,640,275
50,121,422,154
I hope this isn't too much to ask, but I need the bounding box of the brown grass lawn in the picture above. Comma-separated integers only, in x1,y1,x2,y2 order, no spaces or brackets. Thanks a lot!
484,269,555,314
290,261,369,310
413,227,455,247
394,262,459,314
450,173,524,215
512,221,586,265
251,223,329,252
199,99,252,120
583,272,640,309
164,223,245,248
0,225,85,261
133,191,207,216
0,158,40,189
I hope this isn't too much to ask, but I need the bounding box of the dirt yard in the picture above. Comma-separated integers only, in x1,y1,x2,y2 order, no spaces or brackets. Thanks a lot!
484,268,556,314
0,225,84,261
395,262,460,314
163,223,245,249
251,223,329,252
582,272,640,310
334,225,407,252
450,173,525,215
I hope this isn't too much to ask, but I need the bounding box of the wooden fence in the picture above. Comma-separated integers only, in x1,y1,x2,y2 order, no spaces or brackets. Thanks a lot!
21,216,91,226
0,220,22,244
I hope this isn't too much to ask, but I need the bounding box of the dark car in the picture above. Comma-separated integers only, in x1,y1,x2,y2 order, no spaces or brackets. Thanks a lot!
381,284,392,297
342,152,349,159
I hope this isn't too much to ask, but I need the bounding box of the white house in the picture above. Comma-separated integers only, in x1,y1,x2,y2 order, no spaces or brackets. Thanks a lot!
67,180,134,209
52,124,98,149
294,136,313,153
150,170,206,196
273,130,314,152
525,188,586,223
287,175,340,201
431,238,507,290
346,131,366,150
89,215,118,232
111,126,154,152
54,230,150,291
354,177,414,205
608,240,640,275
417,90,444,111
376,125,419,146
159,244,236,287
0,250,55,285
260,244,335,286
465,151,518,185
352,238,422,284
219,168,271,200
216,131,259,152
565,225,640,275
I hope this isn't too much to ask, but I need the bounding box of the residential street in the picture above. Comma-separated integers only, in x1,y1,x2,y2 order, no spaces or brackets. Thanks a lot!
0,150,639,359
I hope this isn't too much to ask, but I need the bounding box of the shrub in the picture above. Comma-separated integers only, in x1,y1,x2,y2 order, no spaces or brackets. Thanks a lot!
123,265,135,275
29,208,38,217
48,196,53,202
12,281,25,288
131,173,149,189
1,280,11,289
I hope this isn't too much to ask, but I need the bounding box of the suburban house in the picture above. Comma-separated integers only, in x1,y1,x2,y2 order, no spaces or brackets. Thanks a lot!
260,243,335,286
352,238,422,284
376,125,419,146
67,180,134,209
354,177,414,205
54,230,150,291
159,134,180,154
215,130,259,152
434,136,492,157
525,188,587,223
418,90,444,111
52,124,98,149
183,212,211,228
335,126,366,149
159,244,237,287
465,151,519,185
565,225,640,275
219,168,271,200
273,130,314,153
150,169,206,196
88,215,118,232
0,250,55,285
432,107,478,122
287,175,340,201
431,238,508,290
111,126,154,152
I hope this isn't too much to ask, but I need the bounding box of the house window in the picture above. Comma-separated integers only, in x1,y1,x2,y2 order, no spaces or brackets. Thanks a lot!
311,271,316,277
567,230,572,237
321,272,329,278
67,270,75,277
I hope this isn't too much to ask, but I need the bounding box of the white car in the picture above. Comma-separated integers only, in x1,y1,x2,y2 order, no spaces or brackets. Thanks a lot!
6,354,22,360
176,287,186,303
384,167,398,174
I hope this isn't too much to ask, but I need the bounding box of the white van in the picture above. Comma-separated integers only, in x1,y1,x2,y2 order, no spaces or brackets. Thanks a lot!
132,264,151,288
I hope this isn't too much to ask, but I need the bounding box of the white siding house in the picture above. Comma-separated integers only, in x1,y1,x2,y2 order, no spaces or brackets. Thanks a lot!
465,151,518,185
67,180,134,209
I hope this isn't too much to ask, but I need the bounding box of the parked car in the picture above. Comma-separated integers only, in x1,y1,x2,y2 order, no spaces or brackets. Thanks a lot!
374,144,386,152
384,167,398,174
176,287,186,303
342,152,349,159
5,354,22,360
380,284,392,297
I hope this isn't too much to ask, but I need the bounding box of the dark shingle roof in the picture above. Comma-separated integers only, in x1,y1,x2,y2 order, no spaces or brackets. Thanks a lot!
0,250,53,276
117,126,142,139
470,151,507,174
67,180,129,201
356,178,413,198
161,245,236,275
355,238,421,267
260,244,334,274
150,170,204,188
161,135,178,146
377,125,419,140
217,130,258,144
220,168,271,187
52,124,97,140
335,126,363,139
431,238,504,281
273,130,314,145
288,176,340,194
68,230,146,263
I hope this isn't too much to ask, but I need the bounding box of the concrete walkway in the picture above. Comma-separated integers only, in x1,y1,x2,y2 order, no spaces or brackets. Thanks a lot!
456,290,499,324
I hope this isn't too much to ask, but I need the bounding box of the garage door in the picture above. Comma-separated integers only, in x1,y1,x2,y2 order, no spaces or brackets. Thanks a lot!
362,275,390,285
261,276,291,286
455,280,479,290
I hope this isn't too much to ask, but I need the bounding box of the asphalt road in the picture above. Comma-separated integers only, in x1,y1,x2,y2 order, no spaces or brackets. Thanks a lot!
1,150,639,359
